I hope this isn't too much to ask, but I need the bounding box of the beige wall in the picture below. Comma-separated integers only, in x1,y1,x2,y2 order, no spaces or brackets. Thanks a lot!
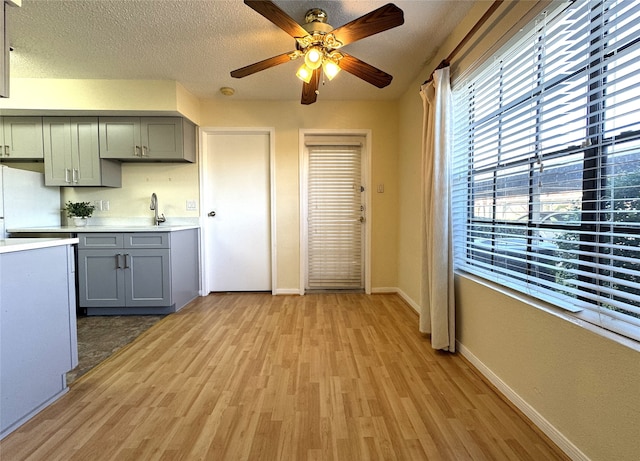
2,77,399,291
0,78,200,123
396,80,424,308
62,163,200,224
395,2,640,460
197,99,399,291
456,276,640,461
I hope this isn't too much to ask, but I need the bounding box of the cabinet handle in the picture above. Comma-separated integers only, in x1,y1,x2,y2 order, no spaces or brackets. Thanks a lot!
124,254,130,269
65,168,71,183
72,168,79,183
141,145,149,157
135,145,141,157
4,145,10,156
116,253,123,269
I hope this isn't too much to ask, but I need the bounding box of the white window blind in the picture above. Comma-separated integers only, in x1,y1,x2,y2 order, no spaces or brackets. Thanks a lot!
452,0,640,342
307,145,364,289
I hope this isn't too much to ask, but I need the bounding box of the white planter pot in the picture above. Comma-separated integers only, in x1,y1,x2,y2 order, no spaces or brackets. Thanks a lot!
72,217,88,227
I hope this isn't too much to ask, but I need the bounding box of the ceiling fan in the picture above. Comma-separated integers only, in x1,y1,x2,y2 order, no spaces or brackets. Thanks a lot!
230,0,404,105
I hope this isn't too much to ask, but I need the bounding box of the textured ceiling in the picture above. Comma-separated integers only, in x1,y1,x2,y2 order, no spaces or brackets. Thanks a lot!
6,0,475,102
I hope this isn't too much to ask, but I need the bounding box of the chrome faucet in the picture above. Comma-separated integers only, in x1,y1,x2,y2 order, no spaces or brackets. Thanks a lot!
150,192,166,226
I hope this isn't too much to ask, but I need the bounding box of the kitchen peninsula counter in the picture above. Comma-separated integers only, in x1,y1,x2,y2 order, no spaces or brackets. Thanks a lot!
0,237,79,253
0,238,78,439
8,225,201,316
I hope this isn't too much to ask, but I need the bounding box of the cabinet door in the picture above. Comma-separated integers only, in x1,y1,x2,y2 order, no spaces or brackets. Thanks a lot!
140,117,183,160
77,249,126,307
2,117,44,159
45,117,120,187
99,117,141,159
125,249,171,307
71,117,102,186
124,232,169,249
78,233,124,249
43,117,73,186
1,3,8,98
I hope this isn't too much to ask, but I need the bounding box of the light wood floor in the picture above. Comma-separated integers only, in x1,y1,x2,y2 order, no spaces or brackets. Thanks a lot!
1,293,569,460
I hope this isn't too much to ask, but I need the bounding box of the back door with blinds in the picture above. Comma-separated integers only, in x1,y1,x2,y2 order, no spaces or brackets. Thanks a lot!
305,138,365,290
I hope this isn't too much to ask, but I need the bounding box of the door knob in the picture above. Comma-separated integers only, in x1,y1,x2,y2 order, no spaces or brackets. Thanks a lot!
208,211,216,217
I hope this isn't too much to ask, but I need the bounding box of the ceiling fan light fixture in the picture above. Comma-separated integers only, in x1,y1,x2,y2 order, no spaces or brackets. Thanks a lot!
232,1,404,105
322,59,341,80
304,46,323,70
296,64,313,83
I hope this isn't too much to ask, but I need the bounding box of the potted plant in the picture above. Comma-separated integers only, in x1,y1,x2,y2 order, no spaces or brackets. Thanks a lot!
63,201,95,227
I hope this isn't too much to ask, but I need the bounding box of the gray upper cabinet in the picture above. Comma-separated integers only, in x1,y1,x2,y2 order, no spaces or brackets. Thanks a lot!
43,117,121,187
0,117,45,159
1,2,8,98
99,117,196,162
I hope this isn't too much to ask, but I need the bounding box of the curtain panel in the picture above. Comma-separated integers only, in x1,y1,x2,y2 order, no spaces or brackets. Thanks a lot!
420,67,455,352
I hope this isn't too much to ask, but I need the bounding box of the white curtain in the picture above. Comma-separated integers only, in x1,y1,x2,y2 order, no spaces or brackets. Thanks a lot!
419,67,455,352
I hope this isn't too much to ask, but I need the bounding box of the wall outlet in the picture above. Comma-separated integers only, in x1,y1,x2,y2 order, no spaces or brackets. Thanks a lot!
186,200,197,211
377,184,385,193
102,200,110,211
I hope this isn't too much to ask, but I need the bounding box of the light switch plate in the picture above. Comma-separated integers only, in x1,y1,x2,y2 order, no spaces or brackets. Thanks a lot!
186,200,197,211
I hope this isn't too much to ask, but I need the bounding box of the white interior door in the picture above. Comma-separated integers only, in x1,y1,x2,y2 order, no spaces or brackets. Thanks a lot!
202,131,272,292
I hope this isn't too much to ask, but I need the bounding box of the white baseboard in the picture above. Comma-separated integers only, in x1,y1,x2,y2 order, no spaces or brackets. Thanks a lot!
273,287,420,307
457,342,589,461
371,287,397,293
372,287,421,315
395,288,420,314
275,288,413,298
274,288,302,295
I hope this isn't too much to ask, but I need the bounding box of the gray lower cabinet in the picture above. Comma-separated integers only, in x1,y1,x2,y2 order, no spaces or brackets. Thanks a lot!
78,247,171,307
77,230,199,315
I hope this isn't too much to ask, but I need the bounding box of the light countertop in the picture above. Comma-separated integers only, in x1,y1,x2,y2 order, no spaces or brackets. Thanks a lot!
0,238,79,254
7,224,200,234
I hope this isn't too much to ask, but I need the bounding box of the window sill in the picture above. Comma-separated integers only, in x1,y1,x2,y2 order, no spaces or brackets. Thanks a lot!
455,270,640,353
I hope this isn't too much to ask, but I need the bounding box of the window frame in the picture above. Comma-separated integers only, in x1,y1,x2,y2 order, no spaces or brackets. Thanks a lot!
451,0,640,344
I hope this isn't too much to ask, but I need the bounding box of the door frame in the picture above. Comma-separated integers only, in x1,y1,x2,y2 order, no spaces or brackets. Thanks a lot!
198,127,277,295
299,129,372,295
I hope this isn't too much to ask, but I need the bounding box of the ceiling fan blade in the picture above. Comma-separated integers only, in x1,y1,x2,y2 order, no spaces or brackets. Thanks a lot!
245,0,310,39
330,3,404,47
301,69,321,105
230,52,296,78
338,53,393,88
